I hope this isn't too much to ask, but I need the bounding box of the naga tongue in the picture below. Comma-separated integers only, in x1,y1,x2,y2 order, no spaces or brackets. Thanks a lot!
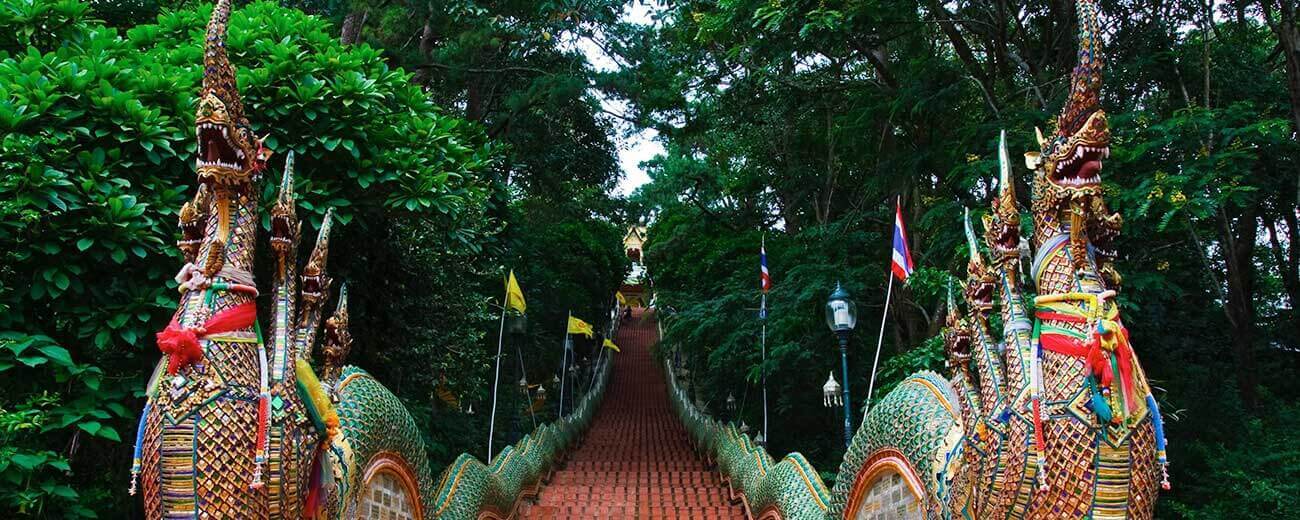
1078,159,1102,180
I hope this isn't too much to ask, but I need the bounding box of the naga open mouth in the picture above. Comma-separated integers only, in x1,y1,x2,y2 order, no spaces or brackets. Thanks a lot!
1045,110,1111,194
301,272,327,303
945,326,972,366
985,217,1020,260
270,209,295,254
194,91,258,185
1051,144,1108,189
964,276,995,312
197,121,246,172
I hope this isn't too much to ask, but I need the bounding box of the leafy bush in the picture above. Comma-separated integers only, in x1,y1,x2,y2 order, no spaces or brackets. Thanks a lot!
0,0,492,515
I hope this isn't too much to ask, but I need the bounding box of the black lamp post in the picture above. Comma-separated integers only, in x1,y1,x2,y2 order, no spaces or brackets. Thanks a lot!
506,313,527,336
825,282,858,448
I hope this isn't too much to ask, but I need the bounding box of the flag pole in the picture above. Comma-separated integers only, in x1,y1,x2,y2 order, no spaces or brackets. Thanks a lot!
558,310,571,418
589,338,603,392
864,260,896,419
760,295,769,445
486,304,507,464
759,232,770,444
517,342,536,429
590,319,609,390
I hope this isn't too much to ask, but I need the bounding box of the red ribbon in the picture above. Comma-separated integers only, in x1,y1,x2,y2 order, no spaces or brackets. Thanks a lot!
1037,313,1138,411
156,303,258,375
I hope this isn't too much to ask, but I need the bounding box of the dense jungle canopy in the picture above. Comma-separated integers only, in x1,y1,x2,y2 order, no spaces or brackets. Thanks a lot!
1,0,1298,518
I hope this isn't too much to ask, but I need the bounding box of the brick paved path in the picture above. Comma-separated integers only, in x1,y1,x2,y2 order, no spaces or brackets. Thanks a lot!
520,308,745,519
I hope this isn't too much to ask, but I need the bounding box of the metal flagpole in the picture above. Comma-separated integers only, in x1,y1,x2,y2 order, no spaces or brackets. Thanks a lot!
588,340,602,392
759,232,770,444
558,310,571,418
864,274,895,418
589,324,608,390
760,293,769,445
516,342,536,429
486,305,507,464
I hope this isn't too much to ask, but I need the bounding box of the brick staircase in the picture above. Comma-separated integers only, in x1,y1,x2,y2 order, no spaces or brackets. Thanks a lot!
520,308,745,519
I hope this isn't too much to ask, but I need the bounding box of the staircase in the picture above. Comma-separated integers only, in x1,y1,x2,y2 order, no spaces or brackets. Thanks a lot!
520,308,745,519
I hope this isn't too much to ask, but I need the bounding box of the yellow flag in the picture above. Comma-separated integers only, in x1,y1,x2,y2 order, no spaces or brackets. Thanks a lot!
602,338,620,352
567,316,594,338
615,292,627,306
505,270,526,314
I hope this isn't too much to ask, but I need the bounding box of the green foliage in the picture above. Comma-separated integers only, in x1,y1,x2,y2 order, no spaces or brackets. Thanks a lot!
1165,394,1300,519
0,0,493,515
290,0,636,464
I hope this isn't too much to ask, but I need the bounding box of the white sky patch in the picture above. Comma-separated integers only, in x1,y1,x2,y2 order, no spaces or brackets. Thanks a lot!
562,2,665,198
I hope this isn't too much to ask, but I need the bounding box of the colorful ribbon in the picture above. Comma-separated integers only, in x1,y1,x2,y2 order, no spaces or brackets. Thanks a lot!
155,302,258,375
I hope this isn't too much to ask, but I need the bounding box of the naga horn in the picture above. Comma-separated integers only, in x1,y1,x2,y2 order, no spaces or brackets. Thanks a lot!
203,0,247,127
1056,0,1104,138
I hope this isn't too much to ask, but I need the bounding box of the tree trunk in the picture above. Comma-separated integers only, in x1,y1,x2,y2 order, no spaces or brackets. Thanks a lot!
1262,1,1300,137
1217,202,1260,408
340,10,367,45
411,21,438,86
1265,212,1300,342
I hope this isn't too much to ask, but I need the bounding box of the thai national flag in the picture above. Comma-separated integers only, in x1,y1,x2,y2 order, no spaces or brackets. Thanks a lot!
891,201,914,281
760,237,772,293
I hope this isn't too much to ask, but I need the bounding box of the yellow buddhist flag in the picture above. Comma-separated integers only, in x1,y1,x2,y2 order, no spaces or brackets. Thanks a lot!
505,270,526,314
615,292,627,306
567,316,594,338
602,338,620,352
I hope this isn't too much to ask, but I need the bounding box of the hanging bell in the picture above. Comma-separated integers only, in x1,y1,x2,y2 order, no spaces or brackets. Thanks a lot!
823,371,843,408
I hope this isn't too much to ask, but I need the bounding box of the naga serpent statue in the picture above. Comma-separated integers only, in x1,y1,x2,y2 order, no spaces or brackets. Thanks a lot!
128,2,615,518
829,0,1169,517
130,1,435,517
666,0,1169,518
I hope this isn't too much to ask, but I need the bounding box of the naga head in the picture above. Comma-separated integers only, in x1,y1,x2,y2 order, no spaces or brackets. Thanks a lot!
300,209,334,306
1026,0,1108,211
943,281,973,373
321,284,352,381
1089,197,1124,288
984,131,1021,266
270,152,300,262
176,184,210,261
195,0,268,188
963,209,996,316
1026,0,1124,281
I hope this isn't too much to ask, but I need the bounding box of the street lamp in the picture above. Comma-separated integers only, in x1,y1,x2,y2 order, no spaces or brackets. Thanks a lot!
726,393,736,413
825,282,857,448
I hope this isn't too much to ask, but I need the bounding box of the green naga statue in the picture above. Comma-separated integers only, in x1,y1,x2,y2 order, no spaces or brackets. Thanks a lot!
130,1,434,517
828,0,1170,517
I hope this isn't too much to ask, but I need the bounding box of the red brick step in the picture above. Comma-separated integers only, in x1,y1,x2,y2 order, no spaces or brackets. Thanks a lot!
519,308,745,519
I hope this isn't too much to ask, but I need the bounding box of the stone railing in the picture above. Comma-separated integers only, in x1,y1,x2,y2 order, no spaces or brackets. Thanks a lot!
427,306,619,520
664,359,833,520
